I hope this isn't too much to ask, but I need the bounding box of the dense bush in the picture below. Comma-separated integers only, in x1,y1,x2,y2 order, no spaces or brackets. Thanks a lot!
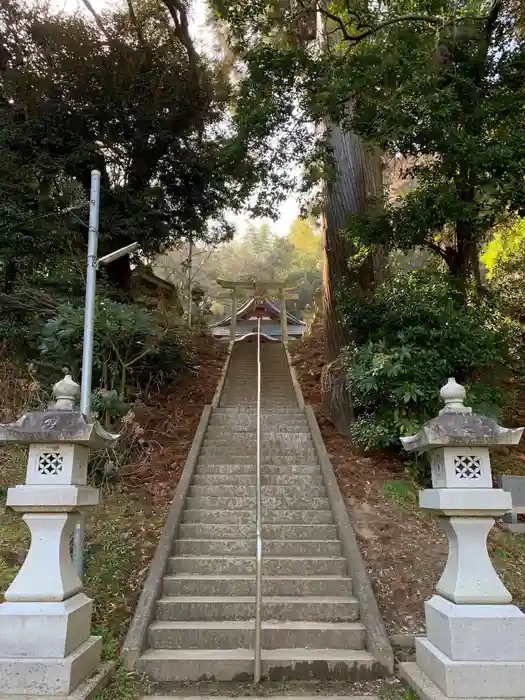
39,300,189,423
340,269,512,451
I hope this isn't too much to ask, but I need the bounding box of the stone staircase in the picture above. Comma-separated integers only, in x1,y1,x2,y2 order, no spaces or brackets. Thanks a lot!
136,340,381,682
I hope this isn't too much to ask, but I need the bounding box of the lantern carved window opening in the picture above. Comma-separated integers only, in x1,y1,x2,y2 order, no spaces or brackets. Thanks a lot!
454,454,482,480
36,452,64,476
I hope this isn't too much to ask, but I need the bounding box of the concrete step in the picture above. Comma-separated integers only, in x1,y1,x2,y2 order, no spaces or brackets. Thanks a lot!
198,455,318,466
168,556,347,576
188,485,327,498
209,416,306,423
137,648,377,682
226,378,293,382
148,619,366,650
207,422,307,429
143,696,379,700
262,649,378,681
225,379,293,383
155,596,360,622
204,431,313,439
220,394,298,398
177,524,337,540
192,474,324,486
222,378,293,382
199,448,317,458
208,411,305,417
174,539,342,557
185,496,331,510
195,464,321,475
162,575,352,597
202,440,315,449
197,455,319,464
183,509,334,524
183,509,255,524
206,426,310,435
137,647,252,681
210,418,305,423
220,402,299,408
213,408,304,415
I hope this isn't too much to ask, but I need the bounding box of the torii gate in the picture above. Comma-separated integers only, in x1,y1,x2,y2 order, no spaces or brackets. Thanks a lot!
217,279,299,344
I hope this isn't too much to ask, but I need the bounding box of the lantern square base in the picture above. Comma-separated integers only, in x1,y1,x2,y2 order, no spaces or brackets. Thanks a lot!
0,636,101,696
426,595,525,661
400,661,525,700
0,593,93,659
416,637,525,698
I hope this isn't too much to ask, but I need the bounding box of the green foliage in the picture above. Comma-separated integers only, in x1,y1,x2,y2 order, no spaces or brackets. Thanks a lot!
0,0,254,295
212,0,525,283
38,301,188,421
486,225,525,329
340,269,509,450
482,219,525,277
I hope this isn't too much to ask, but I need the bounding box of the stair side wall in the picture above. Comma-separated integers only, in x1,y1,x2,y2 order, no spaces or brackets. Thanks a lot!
121,343,234,670
304,405,394,675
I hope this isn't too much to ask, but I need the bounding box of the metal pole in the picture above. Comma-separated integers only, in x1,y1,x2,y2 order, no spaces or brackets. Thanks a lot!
80,170,101,418
74,169,101,580
187,236,193,328
254,317,262,684
231,291,238,342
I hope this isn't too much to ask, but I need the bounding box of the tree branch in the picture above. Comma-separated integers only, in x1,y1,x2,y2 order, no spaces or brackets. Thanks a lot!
318,6,351,40
126,0,145,47
80,0,112,41
427,241,448,261
316,6,486,43
160,0,199,74
485,0,503,43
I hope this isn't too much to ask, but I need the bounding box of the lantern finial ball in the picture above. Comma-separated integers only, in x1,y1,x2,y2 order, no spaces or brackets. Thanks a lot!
52,373,80,411
439,377,472,415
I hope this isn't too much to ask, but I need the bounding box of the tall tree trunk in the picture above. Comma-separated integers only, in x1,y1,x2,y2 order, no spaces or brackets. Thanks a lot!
322,123,383,435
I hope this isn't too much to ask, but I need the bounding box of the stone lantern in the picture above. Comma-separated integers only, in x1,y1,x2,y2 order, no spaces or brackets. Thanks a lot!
0,374,117,697
400,378,525,700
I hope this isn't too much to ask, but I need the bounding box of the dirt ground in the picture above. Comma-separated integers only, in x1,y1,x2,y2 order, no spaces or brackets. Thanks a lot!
290,332,525,636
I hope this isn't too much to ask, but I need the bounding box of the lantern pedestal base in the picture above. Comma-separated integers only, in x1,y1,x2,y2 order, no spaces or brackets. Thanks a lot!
0,660,115,700
412,637,525,698
400,661,525,700
0,594,93,659
425,595,525,661
0,636,101,696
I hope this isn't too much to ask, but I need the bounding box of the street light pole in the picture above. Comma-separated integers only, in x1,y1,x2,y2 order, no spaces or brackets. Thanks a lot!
187,236,193,328
73,170,100,580
72,170,138,579
80,170,101,419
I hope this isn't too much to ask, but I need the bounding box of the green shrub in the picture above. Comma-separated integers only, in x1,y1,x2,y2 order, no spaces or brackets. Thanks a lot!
38,300,189,422
340,269,511,451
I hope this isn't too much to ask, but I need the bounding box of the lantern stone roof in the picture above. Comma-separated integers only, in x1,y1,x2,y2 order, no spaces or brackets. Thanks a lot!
0,373,118,448
401,378,523,453
401,412,523,453
0,410,118,448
